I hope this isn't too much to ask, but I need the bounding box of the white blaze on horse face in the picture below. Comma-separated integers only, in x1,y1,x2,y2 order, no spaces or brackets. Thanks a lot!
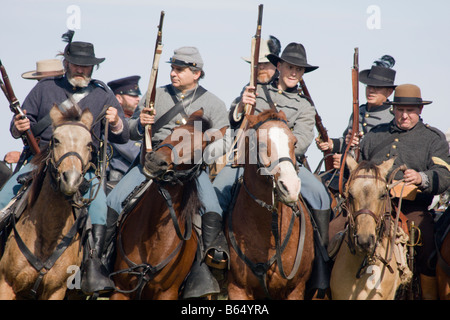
262,127,300,202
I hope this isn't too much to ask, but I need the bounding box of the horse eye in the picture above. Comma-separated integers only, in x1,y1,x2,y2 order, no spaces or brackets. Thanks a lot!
53,138,60,145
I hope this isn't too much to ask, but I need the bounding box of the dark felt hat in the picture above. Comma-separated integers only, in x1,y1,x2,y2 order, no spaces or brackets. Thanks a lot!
267,42,318,73
108,75,141,96
64,41,105,66
359,65,396,87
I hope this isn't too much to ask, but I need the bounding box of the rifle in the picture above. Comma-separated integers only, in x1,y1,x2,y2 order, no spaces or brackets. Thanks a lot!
339,48,359,195
142,11,165,162
226,4,263,164
299,78,333,171
0,60,41,155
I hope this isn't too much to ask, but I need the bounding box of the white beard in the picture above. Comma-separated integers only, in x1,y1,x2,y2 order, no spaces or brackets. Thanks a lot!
67,74,91,88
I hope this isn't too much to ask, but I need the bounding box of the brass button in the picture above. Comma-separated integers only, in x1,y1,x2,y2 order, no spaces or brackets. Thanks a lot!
363,122,367,127
175,120,181,124
180,95,185,99
387,153,390,157
278,90,283,94
394,138,399,142
365,113,369,118
392,145,397,149
359,131,364,136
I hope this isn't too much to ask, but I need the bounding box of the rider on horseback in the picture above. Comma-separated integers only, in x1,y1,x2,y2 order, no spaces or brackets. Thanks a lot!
106,46,231,298
0,36,130,295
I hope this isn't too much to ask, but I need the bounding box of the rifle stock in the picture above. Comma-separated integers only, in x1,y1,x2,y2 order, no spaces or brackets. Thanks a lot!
226,4,263,164
299,78,333,171
0,60,41,155
339,47,359,195
143,11,165,158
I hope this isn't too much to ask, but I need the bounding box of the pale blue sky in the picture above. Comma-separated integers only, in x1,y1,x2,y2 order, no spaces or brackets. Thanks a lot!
1,0,449,168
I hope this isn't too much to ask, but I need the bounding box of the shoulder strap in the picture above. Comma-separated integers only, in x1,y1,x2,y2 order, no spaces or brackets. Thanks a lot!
152,85,207,133
262,85,277,111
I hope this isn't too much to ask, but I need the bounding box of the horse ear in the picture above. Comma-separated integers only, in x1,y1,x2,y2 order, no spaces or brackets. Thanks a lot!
346,154,358,172
379,157,396,178
80,108,94,129
50,104,64,127
189,108,204,119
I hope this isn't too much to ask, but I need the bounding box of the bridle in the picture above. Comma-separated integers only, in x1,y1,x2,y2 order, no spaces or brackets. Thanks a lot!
228,117,306,298
344,165,407,278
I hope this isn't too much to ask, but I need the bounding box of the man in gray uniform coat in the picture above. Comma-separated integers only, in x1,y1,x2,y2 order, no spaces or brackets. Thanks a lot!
106,46,230,298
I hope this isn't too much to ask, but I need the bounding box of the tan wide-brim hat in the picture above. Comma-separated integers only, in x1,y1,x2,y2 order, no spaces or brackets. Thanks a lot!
384,83,432,105
22,59,65,80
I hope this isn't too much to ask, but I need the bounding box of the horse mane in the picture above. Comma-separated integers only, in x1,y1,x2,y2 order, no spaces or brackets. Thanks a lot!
28,147,51,207
248,109,287,129
345,160,383,197
183,114,212,133
179,177,204,224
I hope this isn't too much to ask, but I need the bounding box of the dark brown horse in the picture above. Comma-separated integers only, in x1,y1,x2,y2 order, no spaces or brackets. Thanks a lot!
226,110,315,300
110,109,215,300
0,106,94,299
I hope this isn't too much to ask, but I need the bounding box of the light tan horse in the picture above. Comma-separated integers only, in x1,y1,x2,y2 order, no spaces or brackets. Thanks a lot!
0,105,94,299
330,156,412,300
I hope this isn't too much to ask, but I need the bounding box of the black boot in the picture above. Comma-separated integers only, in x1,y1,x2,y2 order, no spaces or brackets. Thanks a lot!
307,209,332,299
202,211,229,269
181,212,229,299
81,224,115,294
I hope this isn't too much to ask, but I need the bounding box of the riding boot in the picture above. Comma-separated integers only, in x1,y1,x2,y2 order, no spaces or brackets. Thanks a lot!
182,246,220,299
420,274,438,300
102,207,119,271
202,211,229,269
81,224,115,295
182,212,229,299
307,209,332,299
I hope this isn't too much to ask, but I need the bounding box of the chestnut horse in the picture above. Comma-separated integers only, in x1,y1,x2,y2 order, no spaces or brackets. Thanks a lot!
110,110,214,300
226,110,315,300
330,156,412,300
0,106,94,299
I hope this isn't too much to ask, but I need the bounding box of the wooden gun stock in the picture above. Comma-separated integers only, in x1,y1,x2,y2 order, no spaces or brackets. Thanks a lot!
0,60,40,155
339,48,359,195
300,79,333,171
143,11,165,157
227,4,263,164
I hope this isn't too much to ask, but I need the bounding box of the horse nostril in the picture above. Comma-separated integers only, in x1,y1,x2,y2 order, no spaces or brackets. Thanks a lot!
356,234,376,251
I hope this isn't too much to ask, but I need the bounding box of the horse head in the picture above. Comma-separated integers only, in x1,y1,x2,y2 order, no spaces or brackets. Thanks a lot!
246,109,300,204
345,156,395,254
47,104,94,196
143,109,212,182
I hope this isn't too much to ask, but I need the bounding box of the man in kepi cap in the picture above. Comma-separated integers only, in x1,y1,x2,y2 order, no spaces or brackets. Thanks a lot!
107,46,230,298
0,32,129,295
214,42,332,296
105,76,142,188
360,84,450,299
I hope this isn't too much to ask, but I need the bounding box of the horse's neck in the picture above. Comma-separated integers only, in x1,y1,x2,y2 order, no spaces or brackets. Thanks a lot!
29,171,75,237
243,164,273,201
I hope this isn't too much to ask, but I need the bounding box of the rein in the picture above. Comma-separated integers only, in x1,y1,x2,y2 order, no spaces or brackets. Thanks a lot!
228,174,306,299
111,165,201,299
345,165,407,278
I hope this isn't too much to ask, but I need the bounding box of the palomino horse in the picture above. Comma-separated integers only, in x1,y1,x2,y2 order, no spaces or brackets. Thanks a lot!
330,156,412,300
110,109,213,300
0,105,94,299
226,110,315,300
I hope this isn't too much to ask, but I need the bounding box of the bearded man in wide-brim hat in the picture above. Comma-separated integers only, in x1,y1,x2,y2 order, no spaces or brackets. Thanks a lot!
360,83,450,299
0,34,130,295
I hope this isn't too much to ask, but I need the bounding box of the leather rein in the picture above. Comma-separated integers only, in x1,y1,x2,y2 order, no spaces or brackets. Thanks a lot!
227,118,307,299
111,142,203,299
11,121,95,299
345,166,407,278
